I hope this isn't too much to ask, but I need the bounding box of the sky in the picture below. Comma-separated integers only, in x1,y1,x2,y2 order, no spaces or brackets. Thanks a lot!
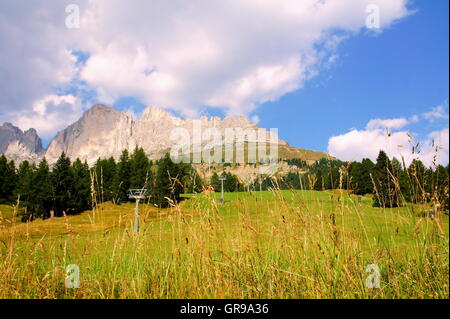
0,0,448,166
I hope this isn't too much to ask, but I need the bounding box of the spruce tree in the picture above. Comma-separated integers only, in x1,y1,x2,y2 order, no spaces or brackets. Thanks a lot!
152,153,185,208
30,158,52,219
113,150,131,204
210,172,221,191
0,155,16,204
431,165,449,212
408,159,429,204
94,157,117,202
71,159,91,214
314,169,323,191
373,150,402,208
185,167,204,193
51,152,74,216
360,159,375,194
391,157,410,203
129,147,151,190
224,172,240,192
326,166,340,190
284,172,301,190
15,160,34,220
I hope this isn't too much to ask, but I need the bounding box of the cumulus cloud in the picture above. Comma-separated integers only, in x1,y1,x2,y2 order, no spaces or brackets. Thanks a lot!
0,1,79,113
0,0,411,137
11,94,84,140
422,104,449,122
328,107,449,166
366,117,409,130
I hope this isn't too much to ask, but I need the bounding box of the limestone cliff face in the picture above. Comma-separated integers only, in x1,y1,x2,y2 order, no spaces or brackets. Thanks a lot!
44,104,287,165
0,122,44,162
45,104,134,164
131,106,184,156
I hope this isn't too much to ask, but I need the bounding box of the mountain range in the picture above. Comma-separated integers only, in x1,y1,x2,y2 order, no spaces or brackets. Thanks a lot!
1,104,330,165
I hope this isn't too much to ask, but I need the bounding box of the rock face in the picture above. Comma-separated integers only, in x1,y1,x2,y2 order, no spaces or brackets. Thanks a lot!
45,104,288,165
0,122,44,162
45,104,134,164
1,104,292,165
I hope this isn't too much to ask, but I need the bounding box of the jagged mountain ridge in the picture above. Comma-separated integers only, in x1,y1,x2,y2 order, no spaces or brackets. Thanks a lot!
1,104,330,165
0,122,44,162
45,104,288,165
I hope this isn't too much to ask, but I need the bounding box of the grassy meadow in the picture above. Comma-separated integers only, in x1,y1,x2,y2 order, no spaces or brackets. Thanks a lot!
0,190,448,299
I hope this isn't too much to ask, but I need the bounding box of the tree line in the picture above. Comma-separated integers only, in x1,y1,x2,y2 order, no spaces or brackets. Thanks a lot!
279,150,448,209
0,148,200,221
1,148,448,220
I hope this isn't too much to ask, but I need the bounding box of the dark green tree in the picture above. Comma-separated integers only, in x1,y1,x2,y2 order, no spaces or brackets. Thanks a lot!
224,172,242,192
0,155,17,204
15,161,34,220
51,152,74,216
129,147,151,189
314,168,323,191
325,166,340,190
372,150,402,208
283,172,301,190
94,157,117,202
349,158,375,195
30,158,52,219
391,157,410,203
431,164,449,212
408,159,430,204
210,172,221,191
184,167,204,193
113,150,131,204
71,159,91,214
151,154,186,208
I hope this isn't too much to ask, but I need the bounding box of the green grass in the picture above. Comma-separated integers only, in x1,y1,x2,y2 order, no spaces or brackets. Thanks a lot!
0,190,448,299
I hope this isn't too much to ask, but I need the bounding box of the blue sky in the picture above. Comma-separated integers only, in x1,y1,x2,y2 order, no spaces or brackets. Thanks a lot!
256,0,448,153
0,0,448,165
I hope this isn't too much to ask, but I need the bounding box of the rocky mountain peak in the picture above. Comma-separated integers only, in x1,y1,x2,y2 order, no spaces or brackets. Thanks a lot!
0,122,44,161
1,104,298,165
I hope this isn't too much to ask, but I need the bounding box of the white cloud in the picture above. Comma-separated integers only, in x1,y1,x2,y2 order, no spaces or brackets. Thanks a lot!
12,94,84,140
0,0,411,138
328,110,449,166
0,1,79,114
422,104,449,122
366,117,409,130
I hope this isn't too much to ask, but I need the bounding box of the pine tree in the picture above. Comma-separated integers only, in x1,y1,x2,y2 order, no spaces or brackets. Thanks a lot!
185,167,204,193
94,157,117,202
15,160,34,220
0,155,17,204
314,169,323,191
113,150,131,204
360,159,375,194
71,159,91,214
431,165,449,211
373,150,402,208
408,159,429,204
326,166,340,190
210,172,221,191
349,158,375,195
129,147,151,189
152,154,185,208
284,172,301,190
30,158,52,219
391,157,410,203
224,172,241,192
51,152,74,216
